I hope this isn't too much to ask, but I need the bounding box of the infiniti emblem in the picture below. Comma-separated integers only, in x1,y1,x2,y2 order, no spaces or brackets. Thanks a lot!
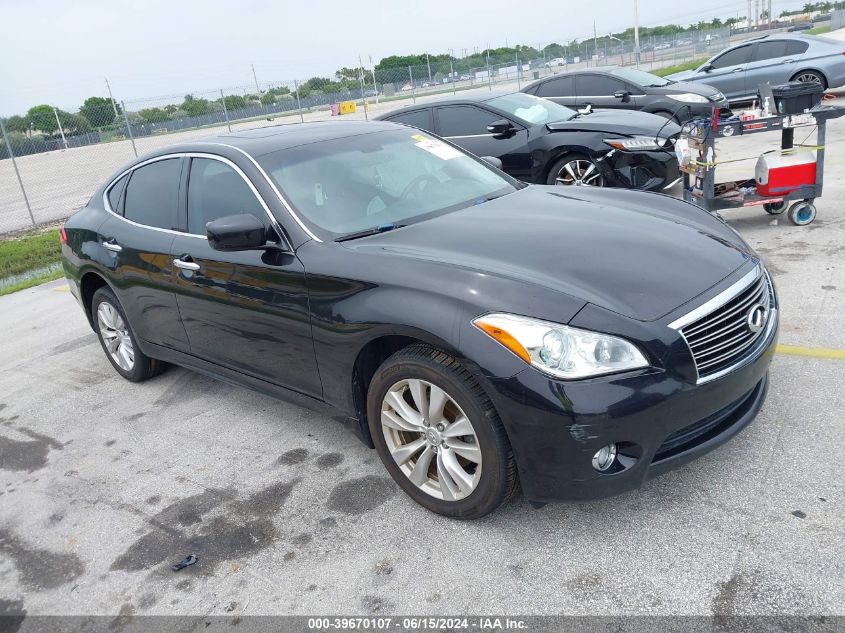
746,303,768,333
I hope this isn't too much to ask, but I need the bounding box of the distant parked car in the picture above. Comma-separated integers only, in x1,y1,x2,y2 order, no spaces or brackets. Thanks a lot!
545,57,566,67
459,74,471,81
654,43,672,51
364,89,380,97
788,22,814,31
400,84,413,92
522,66,729,122
667,34,845,102
376,91,680,191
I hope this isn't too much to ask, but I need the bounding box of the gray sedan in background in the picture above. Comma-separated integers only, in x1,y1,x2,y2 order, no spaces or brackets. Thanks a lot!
667,34,845,102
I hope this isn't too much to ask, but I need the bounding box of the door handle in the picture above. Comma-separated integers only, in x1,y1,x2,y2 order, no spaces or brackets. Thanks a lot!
102,239,122,253
782,59,794,63
732,67,743,73
172,257,200,272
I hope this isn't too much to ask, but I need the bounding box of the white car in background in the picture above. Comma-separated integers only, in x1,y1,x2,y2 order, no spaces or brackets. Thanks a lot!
545,57,566,67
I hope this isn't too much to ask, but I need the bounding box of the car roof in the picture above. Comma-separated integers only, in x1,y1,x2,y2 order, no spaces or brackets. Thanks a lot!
143,120,402,158
374,91,513,118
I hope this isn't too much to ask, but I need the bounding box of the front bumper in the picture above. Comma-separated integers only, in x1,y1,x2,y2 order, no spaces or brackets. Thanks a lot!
605,149,678,191
484,317,777,503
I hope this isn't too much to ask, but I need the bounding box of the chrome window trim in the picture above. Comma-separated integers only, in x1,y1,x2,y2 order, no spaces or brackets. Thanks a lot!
668,265,761,331
200,142,322,242
444,134,495,139
102,152,292,249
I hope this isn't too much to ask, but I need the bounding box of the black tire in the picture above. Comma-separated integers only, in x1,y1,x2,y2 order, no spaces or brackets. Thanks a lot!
764,201,786,215
545,153,604,187
91,286,164,382
791,70,827,90
367,344,518,519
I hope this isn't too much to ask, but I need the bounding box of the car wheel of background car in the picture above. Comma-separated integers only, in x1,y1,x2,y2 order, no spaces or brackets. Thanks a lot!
367,344,518,519
547,154,605,187
92,286,164,382
763,201,786,215
791,70,827,89
787,200,817,226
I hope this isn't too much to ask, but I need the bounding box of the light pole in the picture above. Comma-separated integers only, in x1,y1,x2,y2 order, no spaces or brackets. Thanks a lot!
633,0,641,68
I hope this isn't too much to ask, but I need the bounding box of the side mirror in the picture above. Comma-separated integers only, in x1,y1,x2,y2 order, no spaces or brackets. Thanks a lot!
481,156,503,169
207,214,268,252
486,119,515,137
614,90,631,103
700,63,714,73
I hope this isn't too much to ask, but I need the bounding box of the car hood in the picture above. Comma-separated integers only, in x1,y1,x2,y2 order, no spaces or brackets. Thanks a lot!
546,109,681,138
343,186,754,322
665,69,699,83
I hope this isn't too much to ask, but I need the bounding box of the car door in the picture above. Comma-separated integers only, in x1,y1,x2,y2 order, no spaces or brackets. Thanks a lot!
169,155,322,398
573,74,637,110
98,156,191,351
434,105,531,180
744,40,802,96
698,43,753,100
533,75,577,107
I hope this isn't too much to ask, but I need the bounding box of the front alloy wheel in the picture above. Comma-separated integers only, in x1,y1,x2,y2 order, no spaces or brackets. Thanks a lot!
367,344,518,518
550,156,604,187
381,378,481,501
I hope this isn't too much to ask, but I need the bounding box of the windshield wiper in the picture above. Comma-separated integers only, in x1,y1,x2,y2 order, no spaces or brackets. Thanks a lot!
335,223,404,242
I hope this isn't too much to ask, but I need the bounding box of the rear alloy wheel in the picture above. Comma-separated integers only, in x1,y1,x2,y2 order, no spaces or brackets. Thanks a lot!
92,287,164,382
792,71,826,89
367,344,517,519
548,154,604,187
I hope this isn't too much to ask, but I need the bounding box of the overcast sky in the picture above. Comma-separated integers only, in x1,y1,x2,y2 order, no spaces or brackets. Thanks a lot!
1,0,811,116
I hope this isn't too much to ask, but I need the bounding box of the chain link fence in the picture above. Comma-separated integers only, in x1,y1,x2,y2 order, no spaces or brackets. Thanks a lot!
1,24,777,234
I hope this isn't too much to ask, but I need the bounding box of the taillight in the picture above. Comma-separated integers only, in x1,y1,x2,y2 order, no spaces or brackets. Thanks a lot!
59,227,67,244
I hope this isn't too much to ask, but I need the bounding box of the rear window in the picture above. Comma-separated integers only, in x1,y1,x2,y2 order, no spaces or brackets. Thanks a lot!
535,76,575,97
386,109,435,132
107,173,129,213
123,159,182,230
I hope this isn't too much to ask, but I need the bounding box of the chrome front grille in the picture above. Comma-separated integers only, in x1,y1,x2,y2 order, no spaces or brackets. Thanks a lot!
671,266,776,383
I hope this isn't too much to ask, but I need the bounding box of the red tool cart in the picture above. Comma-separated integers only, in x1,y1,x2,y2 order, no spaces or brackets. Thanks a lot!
678,101,845,226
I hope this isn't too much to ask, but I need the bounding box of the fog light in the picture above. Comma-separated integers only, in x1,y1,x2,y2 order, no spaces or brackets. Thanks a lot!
592,444,617,472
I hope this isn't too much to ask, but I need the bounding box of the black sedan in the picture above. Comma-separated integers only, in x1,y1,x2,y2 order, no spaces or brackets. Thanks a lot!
61,120,778,518
376,92,680,191
522,66,730,122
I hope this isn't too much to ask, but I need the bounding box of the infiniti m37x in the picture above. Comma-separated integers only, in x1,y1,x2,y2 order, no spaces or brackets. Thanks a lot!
61,121,778,518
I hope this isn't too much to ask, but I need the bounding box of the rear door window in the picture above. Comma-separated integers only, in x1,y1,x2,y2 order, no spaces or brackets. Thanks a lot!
123,158,182,230
753,40,790,61
385,109,435,132
785,40,809,56
535,76,575,97
107,173,129,214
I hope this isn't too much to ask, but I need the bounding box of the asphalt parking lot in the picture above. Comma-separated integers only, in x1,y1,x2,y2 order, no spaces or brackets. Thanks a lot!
1,119,844,619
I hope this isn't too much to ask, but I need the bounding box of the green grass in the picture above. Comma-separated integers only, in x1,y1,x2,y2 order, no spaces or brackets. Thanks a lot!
0,268,63,297
0,228,63,295
806,25,831,35
0,228,62,277
654,58,708,77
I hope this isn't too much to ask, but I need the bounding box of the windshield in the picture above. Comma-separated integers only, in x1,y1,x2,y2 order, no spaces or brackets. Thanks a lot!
258,129,517,238
485,93,575,125
608,67,672,87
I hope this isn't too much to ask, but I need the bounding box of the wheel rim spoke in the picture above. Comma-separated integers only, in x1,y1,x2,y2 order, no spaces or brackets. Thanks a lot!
384,389,424,428
408,447,435,486
445,438,481,463
436,450,460,500
563,162,577,180
390,437,426,465
442,415,472,437
439,448,474,495
407,379,428,422
428,385,448,424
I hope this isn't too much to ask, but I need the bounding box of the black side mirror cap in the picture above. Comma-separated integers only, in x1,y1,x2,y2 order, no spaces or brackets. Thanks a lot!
207,214,271,252
487,119,515,137
614,90,631,102
701,63,714,72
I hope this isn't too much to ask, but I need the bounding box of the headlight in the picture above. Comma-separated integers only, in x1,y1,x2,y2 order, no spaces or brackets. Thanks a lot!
667,93,708,103
603,135,667,151
473,313,649,379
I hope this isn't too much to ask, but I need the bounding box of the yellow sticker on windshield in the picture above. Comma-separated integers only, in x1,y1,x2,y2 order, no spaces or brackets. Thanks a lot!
411,134,427,142
414,138,463,160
